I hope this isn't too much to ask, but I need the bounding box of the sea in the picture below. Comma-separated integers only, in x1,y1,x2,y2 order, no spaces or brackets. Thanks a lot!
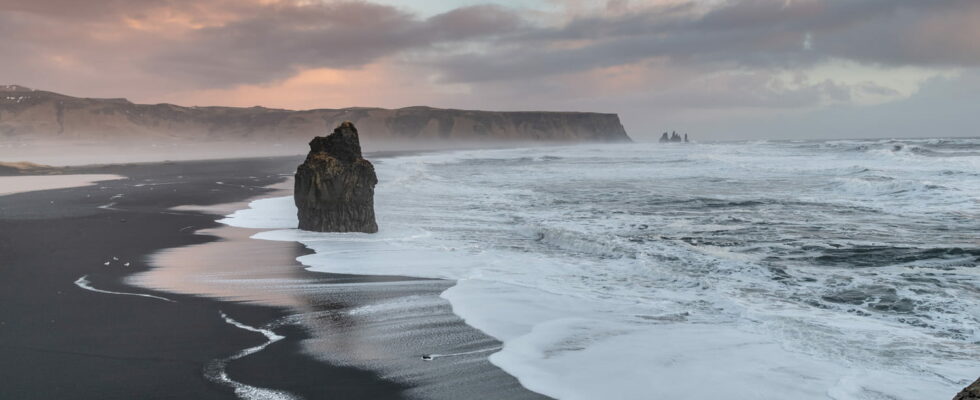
222,138,979,400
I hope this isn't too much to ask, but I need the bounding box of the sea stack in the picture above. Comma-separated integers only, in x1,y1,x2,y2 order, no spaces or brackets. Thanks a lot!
954,378,980,400
294,121,379,233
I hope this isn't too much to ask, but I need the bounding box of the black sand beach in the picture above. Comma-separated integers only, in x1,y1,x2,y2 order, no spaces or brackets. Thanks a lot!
0,157,409,399
0,156,545,400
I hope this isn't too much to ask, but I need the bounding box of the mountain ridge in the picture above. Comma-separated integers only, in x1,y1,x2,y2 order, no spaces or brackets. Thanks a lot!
0,85,631,144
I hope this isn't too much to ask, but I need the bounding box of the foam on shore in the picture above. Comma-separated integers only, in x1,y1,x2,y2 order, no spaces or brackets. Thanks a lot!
206,311,299,400
74,275,175,302
221,140,979,399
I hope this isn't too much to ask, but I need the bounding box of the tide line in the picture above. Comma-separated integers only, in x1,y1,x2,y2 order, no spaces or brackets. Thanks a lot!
74,275,175,303
421,346,503,361
204,311,299,400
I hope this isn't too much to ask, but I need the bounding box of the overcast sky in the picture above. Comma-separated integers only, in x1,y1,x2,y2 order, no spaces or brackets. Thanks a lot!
2,0,978,141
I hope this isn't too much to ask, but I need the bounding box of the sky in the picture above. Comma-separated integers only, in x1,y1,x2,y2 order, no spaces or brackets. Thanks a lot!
2,0,979,141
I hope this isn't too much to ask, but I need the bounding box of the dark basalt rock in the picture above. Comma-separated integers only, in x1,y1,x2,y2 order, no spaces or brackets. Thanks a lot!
294,121,378,233
954,377,980,400
659,131,689,143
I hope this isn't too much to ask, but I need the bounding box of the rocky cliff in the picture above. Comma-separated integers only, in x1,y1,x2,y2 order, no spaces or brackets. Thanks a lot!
0,85,631,144
294,122,378,233
955,378,980,400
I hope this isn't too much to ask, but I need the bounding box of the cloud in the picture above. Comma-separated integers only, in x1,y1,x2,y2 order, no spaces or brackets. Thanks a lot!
432,0,980,84
154,62,464,110
146,1,526,87
1,0,978,140
0,0,526,90
4,0,977,89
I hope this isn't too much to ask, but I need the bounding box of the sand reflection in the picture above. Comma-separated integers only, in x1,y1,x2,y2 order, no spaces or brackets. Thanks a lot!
131,225,315,308
129,222,429,365
129,190,538,399
0,174,124,196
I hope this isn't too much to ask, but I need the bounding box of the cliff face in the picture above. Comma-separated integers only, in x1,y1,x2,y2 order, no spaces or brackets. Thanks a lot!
0,86,631,144
954,377,980,400
294,122,378,233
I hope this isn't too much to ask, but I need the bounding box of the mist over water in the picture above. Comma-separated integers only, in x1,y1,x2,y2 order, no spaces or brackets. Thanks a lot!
224,138,980,399
0,138,564,167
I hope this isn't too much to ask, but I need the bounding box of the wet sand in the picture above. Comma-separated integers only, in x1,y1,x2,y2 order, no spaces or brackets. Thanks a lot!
0,174,124,196
0,157,406,399
132,181,547,400
0,156,546,399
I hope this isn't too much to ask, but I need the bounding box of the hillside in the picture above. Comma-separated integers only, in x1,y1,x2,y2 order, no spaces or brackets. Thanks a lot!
0,85,631,144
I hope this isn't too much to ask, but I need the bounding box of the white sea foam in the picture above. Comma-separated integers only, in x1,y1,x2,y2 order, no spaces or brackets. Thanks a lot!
206,311,298,400
74,275,175,302
220,196,298,229
222,140,980,399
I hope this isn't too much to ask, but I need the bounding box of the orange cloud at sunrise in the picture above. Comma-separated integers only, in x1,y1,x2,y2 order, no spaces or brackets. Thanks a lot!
157,62,468,111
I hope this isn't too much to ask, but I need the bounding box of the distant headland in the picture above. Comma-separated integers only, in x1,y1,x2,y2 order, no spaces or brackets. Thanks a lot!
0,85,631,145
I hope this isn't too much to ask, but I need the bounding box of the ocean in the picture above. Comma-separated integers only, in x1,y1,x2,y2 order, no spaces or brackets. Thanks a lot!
223,138,979,399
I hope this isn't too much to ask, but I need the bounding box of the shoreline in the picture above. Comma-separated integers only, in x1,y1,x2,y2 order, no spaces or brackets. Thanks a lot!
0,156,408,399
212,143,980,399
133,178,548,399
0,154,547,400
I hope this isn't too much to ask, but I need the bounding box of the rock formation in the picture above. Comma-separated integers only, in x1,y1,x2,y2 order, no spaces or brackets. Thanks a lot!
294,121,378,233
954,377,980,400
659,131,690,143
